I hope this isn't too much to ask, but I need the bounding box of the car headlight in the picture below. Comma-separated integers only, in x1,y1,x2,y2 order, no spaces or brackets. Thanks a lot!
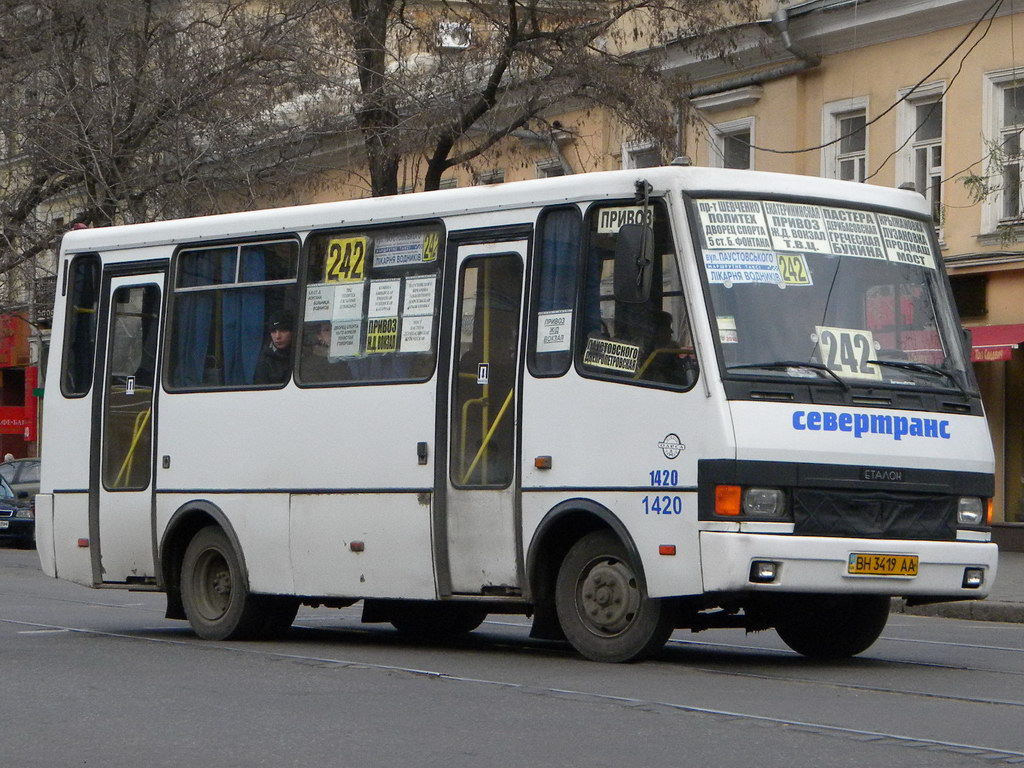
957,497,984,526
14,507,33,519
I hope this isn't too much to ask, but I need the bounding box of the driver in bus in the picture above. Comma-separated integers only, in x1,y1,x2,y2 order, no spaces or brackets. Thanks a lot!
254,309,294,385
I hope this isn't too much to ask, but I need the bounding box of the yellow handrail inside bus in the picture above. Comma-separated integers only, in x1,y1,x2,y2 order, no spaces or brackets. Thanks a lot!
635,346,693,379
459,395,487,473
114,407,152,487
460,387,514,485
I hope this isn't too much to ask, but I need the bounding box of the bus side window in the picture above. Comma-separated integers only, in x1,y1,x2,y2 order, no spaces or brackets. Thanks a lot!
529,207,581,377
166,240,298,390
297,224,443,386
578,202,698,390
61,253,101,397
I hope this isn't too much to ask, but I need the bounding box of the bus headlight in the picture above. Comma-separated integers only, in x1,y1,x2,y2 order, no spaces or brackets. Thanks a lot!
957,497,984,526
743,488,786,518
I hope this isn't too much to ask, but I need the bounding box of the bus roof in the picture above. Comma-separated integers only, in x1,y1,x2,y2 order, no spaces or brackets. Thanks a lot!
59,166,930,255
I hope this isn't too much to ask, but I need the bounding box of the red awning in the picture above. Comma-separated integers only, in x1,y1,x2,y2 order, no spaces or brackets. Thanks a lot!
969,324,1024,362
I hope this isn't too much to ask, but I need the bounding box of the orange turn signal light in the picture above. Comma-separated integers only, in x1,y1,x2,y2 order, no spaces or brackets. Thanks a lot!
715,485,742,516
987,498,994,526
658,545,676,556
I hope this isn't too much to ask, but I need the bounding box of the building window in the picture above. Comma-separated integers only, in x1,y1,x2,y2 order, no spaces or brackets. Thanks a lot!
621,141,661,169
475,169,505,185
913,101,944,220
1000,83,1024,220
897,83,945,226
709,118,753,170
981,69,1024,232
536,158,566,178
836,112,867,182
438,20,471,50
822,98,869,182
950,274,987,318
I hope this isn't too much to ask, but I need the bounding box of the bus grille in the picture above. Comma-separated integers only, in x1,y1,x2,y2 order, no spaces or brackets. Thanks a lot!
792,489,957,541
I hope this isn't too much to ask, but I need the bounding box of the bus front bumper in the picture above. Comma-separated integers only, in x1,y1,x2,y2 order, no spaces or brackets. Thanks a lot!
699,531,999,599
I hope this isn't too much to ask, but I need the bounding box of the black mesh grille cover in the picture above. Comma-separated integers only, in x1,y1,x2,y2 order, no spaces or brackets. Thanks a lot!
792,489,957,541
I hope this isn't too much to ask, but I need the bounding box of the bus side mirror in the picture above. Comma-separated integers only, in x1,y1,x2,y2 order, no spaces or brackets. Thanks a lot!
613,223,654,304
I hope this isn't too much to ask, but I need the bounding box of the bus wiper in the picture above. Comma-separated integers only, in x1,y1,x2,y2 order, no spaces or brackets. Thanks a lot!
727,360,849,391
867,359,970,398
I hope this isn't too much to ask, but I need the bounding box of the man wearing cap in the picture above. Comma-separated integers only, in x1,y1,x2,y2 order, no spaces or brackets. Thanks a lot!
254,309,294,384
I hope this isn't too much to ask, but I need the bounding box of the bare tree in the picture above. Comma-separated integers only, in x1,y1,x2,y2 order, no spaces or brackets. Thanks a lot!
307,0,761,196
0,0,760,318
0,0,331,315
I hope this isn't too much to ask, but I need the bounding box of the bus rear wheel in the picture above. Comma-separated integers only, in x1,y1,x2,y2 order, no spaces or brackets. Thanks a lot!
555,530,674,663
181,525,297,640
773,594,890,659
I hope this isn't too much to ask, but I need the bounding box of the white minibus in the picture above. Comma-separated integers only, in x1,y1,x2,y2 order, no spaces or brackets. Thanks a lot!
37,166,997,661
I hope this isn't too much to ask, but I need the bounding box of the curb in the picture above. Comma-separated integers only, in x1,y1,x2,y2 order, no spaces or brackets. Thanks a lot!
890,597,1024,623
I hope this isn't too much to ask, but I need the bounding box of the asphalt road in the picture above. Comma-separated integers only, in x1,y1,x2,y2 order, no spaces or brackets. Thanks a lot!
4,545,1024,768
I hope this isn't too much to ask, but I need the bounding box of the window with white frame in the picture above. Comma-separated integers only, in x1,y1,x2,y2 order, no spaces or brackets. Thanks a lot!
822,98,868,182
896,83,944,226
837,112,867,182
981,69,1024,232
913,101,944,221
1000,83,1024,220
709,118,753,169
475,169,505,185
536,157,566,178
621,141,661,169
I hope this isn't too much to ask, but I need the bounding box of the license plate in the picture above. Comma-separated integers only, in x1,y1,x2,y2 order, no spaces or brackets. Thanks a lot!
0,520,8,529
848,553,918,576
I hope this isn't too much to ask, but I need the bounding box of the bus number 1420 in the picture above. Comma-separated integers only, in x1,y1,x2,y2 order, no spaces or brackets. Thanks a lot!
643,495,683,515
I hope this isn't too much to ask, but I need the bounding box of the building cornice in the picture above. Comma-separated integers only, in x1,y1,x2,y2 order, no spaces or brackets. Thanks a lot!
664,0,1017,82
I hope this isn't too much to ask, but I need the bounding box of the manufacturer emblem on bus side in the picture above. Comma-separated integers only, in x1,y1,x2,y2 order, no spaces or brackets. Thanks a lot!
658,433,684,460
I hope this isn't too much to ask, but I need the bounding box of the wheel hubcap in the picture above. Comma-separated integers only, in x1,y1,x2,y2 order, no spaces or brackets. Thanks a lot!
194,548,231,620
576,555,640,637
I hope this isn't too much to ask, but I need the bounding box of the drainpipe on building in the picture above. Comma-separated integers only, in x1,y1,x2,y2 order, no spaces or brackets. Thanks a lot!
684,5,821,102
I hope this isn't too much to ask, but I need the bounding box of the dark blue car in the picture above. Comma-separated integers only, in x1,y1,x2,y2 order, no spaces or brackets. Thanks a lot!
0,475,33,548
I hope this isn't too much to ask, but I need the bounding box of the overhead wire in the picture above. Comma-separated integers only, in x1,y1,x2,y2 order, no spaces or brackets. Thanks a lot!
863,2,1000,182
704,0,1007,160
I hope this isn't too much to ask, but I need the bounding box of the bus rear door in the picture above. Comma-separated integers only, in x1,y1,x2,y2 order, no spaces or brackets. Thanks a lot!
92,268,165,585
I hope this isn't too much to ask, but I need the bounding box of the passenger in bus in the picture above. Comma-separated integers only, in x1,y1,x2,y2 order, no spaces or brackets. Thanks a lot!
254,310,294,384
301,321,334,382
641,310,696,386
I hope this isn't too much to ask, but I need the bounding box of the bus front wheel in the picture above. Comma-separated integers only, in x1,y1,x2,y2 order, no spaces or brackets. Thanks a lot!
555,530,674,663
773,594,889,659
180,525,297,640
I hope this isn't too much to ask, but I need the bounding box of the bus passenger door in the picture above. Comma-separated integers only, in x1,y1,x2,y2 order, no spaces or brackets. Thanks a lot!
442,240,526,595
92,270,165,585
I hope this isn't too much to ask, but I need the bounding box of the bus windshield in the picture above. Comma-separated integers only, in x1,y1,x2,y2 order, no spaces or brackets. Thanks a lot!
691,197,972,392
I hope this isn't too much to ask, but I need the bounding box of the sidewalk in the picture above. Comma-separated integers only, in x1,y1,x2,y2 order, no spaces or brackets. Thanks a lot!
893,550,1024,623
